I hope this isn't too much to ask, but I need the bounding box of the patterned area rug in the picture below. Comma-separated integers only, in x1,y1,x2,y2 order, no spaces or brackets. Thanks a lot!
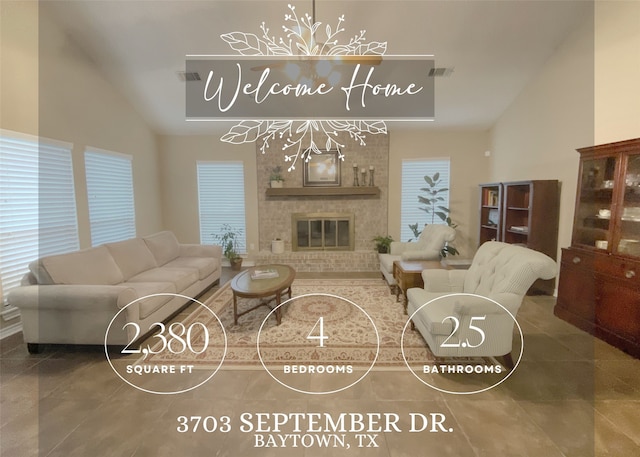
143,278,434,369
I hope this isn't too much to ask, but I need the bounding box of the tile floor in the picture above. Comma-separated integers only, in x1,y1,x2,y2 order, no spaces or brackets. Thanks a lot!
1,269,639,456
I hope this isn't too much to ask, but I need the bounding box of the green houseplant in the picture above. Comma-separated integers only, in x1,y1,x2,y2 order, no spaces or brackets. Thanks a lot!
372,235,394,254
418,172,454,226
409,172,459,257
215,224,244,270
269,166,285,188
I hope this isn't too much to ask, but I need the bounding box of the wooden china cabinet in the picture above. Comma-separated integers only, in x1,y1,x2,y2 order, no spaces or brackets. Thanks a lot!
555,138,640,357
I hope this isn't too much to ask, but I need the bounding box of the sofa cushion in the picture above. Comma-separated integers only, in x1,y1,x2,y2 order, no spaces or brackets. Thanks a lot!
106,238,157,280
143,231,180,266
121,281,175,320
40,246,124,285
128,267,198,293
164,257,219,280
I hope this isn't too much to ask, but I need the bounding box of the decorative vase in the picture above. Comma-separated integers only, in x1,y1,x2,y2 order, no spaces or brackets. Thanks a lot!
271,239,285,254
270,180,283,188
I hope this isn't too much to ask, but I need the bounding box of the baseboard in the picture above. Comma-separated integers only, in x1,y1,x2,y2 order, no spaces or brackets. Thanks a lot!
0,322,23,340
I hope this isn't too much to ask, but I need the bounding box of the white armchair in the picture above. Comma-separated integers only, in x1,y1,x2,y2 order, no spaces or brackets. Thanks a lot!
379,224,456,289
406,241,557,367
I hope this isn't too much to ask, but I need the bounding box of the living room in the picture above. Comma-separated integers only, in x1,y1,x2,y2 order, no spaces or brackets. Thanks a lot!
5,0,626,264
1,1,639,456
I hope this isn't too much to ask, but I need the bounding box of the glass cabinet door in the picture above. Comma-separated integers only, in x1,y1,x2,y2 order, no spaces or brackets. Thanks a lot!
617,152,640,257
574,156,617,249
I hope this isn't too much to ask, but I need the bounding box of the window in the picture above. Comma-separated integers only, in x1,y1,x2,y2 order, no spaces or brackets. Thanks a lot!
0,130,79,301
400,158,451,242
197,161,246,252
85,148,135,246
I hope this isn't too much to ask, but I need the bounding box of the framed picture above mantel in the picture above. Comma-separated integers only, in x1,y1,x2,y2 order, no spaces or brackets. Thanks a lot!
303,149,341,187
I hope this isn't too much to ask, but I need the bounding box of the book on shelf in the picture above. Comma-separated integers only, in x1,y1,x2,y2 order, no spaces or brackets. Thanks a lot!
487,190,499,206
251,268,279,280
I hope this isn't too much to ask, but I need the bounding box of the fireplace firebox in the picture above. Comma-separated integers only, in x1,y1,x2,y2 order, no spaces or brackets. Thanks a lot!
292,212,354,251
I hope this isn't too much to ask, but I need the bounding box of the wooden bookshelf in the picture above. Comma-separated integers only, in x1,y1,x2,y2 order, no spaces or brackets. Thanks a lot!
478,180,560,295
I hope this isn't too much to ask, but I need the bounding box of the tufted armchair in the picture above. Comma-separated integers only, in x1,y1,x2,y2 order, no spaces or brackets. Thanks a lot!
406,241,557,366
379,224,456,290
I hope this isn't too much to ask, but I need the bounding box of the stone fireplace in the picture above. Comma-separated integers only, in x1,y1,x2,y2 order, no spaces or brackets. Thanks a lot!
255,132,389,272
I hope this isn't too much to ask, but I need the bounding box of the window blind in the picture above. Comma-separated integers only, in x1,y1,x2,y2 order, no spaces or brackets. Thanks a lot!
85,149,135,246
0,130,79,301
197,161,246,252
400,158,451,242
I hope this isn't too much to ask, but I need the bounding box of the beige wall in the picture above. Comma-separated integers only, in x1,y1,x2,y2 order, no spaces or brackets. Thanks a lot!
490,1,640,265
594,0,640,144
1,1,39,135
388,129,491,258
1,2,164,249
489,5,596,261
157,135,259,252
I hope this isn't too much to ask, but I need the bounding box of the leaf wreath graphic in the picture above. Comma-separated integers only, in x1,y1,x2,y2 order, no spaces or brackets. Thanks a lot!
219,4,388,170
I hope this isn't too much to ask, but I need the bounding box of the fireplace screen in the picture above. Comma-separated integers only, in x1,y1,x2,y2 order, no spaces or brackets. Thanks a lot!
292,212,354,251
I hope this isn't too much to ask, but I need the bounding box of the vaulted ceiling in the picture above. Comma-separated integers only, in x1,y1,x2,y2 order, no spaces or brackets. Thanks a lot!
42,0,592,134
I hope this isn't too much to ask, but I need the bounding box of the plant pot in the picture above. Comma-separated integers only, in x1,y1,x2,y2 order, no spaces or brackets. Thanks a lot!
377,246,389,254
270,180,284,188
271,239,285,254
230,258,243,271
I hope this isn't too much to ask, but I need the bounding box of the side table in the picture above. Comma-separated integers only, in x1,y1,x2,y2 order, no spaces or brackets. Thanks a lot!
393,260,447,313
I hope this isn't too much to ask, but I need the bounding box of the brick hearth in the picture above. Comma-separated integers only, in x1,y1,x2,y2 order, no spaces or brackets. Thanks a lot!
253,250,379,272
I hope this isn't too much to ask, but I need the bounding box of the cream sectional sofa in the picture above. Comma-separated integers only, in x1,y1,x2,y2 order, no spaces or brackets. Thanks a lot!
9,231,222,353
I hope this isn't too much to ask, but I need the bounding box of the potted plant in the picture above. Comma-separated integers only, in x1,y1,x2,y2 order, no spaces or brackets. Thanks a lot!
372,235,394,254
269,166,285,188
412,172,460,257
418,172,453,225
214,224,244,270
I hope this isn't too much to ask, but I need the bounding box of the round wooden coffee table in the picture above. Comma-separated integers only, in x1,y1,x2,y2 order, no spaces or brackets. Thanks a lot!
230,264,296,325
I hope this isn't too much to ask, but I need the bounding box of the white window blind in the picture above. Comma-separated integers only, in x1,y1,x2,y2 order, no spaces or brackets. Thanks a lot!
400,158,451,242
197,161,246,252
85,149,135,246
0,130,79,301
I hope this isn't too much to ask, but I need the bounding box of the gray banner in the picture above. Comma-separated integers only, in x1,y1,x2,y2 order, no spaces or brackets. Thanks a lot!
186,56,434,120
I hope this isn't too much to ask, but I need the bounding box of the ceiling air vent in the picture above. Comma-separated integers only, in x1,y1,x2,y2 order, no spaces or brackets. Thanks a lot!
177,71,201,82
428,67,454,77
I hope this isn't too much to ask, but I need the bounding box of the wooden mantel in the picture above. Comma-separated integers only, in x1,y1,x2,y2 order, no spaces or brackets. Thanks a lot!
265,186,380,197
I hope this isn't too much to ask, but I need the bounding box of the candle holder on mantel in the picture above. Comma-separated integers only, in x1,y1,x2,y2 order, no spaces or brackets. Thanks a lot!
369,168,375,186
353,164,359,187
360,169,367,186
